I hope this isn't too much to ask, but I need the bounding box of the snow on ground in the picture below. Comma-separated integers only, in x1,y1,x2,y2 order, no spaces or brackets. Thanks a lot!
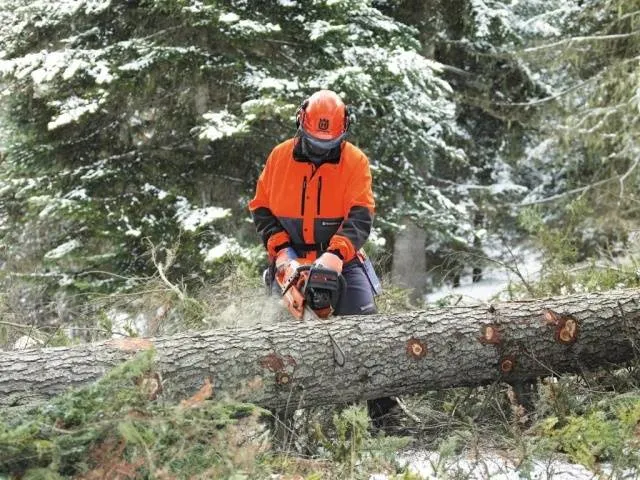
369,449,638,479
426,239,543,305
390,449,598,480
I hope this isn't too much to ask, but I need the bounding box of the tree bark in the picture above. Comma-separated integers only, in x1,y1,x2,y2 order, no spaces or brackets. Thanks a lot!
2,288,640,410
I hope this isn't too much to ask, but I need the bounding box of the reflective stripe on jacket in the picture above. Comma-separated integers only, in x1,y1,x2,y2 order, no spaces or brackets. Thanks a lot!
248,138,374,262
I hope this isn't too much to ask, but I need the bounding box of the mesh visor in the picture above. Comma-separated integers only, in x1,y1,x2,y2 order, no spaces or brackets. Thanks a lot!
301,129,346,153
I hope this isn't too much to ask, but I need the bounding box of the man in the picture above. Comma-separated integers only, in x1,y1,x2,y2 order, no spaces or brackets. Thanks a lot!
249,89,396,429
249,89,378,315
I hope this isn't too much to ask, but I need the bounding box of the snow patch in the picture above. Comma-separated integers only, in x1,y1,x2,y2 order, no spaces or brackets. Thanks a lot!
204,237,250,262
174,197,230,232
48,95,105,130
306,20,347,41
390,449,598,480
199,110,248,141
44,239,81,260
426,240,542,305
107,309,148,338
219,12,240,23
12,335,43,350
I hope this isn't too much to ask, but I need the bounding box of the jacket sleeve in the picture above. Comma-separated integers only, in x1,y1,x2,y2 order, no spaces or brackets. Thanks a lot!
328,152,375,262
248,151,291,258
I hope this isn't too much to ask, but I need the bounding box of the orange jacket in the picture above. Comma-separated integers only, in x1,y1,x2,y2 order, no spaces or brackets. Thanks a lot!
249,138,375,262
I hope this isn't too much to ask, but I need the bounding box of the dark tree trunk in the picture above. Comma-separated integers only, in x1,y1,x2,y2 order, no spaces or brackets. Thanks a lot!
2,289,640,410
391,218,427,303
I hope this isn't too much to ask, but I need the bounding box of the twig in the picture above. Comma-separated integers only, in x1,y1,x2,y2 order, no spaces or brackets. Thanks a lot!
0,320,34,330
495,55,639,108
148,240,185,302
0,321,131,337
513,155,640,208
393,396,422,424
522,30,640,53
619,156,640,200
493,76,594,107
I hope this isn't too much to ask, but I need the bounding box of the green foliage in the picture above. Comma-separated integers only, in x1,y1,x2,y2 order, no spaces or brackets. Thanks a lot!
329,406,371,465
375,282,418,313
518,204,580,266
304,405,410,477
535,397,640,470
0,0,467,303
516,198,640,296
0,351,269,479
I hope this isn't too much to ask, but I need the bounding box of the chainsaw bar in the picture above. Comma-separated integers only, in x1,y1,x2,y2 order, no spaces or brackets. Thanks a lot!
303,306,345,367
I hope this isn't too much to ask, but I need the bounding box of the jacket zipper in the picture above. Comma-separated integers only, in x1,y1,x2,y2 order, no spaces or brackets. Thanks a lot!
301,176,307,215
317,176,322,214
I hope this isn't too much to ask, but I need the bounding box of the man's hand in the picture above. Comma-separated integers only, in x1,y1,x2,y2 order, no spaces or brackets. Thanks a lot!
275,247,298,273
313,252,343,274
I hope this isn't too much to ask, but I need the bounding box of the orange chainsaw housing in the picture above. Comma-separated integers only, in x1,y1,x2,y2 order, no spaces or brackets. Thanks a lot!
274,260,340,319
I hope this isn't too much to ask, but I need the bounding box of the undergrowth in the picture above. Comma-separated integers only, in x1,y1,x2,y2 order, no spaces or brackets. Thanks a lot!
0,351,270,479
0,350,418,480
5,240,640,479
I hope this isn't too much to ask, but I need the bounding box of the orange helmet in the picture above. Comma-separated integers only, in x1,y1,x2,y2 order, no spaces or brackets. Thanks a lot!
297,90,349,150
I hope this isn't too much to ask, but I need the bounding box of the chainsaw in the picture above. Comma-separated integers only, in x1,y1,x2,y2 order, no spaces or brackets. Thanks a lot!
272,258,346,366
274,259,344,320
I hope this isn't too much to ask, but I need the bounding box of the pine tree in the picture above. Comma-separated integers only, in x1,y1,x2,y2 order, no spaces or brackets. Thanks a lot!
516,0,640,257
0,0,463,303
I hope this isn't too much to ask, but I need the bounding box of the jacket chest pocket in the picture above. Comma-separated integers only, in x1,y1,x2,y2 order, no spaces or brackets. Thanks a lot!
313,171,345,217
313,218,343,244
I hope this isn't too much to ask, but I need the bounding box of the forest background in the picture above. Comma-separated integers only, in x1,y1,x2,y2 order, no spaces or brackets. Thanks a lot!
1,0,640,478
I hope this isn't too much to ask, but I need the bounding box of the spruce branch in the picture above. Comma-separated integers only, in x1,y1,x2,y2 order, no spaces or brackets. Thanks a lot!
522,30,640,53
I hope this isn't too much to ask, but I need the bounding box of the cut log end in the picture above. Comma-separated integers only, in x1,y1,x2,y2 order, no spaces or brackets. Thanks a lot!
543,309,579,345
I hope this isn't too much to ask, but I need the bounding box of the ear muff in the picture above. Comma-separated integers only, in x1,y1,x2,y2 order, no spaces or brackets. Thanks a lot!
295,99,309,129
344,105,352,133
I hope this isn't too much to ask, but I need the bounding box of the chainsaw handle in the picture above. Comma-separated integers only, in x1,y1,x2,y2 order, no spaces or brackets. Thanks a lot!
280,263,311,296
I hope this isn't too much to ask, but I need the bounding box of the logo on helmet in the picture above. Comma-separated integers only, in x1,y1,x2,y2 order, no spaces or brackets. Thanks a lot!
318,118,329,131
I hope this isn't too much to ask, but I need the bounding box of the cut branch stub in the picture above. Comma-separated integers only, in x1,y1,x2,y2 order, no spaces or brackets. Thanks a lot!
259,353,297,385
275,372,291,385
500,355,516,373
108,338,154,352
556,318,579,344
543,309,579,345
406,338,427,359
479,324,501,345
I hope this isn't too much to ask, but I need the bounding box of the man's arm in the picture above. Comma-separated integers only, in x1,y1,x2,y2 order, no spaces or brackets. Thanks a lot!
248,152,291,258
328,152,375,262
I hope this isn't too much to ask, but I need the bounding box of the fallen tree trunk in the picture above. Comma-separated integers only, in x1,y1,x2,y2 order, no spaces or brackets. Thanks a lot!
2,288,640,410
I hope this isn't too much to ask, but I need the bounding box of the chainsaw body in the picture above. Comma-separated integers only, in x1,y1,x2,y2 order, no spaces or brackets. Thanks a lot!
274,259,342,319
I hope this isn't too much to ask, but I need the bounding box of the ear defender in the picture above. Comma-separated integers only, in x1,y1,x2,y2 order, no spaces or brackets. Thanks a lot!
295,99,309,129
344,105,352,133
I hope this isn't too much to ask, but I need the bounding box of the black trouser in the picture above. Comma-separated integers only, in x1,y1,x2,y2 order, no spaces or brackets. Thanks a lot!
334,259,377,315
